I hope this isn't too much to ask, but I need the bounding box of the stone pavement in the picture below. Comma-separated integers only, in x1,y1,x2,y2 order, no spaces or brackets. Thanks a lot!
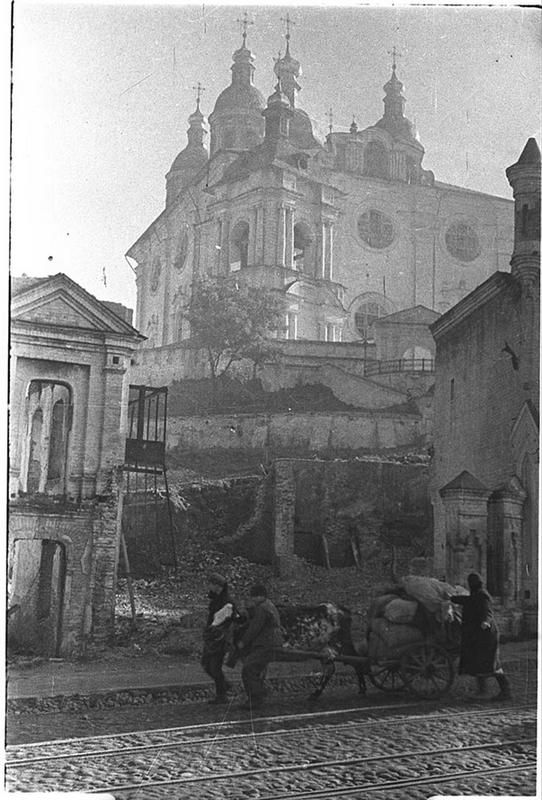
6,653,328,705
6,638,538,704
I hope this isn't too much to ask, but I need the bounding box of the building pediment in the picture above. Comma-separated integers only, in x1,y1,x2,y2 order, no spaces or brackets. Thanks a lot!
440,470,489,498
11,273,142,339
374,305,440,327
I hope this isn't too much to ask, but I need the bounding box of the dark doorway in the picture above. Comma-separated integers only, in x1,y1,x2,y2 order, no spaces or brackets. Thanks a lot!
8,539,66,657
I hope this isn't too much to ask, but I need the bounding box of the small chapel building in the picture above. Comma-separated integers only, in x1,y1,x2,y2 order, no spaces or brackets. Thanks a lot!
126,26,513,391
430,138,540,636
8,274,144,656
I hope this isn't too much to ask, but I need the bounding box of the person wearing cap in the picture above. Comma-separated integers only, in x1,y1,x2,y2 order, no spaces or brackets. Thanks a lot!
450,572,511,701
201,572,236,704
237,584,283,710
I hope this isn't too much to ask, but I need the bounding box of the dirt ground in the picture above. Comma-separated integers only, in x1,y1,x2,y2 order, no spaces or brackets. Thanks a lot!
96,554,389,667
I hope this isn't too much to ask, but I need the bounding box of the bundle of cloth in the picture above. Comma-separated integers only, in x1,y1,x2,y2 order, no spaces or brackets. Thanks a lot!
367,575,467,661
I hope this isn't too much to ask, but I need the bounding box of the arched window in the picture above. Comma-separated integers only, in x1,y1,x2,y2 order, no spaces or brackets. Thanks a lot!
293,222,315,274
48,400,66,481
23,381,72,496
406,157,418,185
230,221,250,271
27,409,43,494
354,298,390,340
363,141,389,179
402,346,433,370
445,222,481,262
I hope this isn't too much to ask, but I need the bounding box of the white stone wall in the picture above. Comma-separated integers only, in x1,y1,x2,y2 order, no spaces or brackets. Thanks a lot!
167,410,422,454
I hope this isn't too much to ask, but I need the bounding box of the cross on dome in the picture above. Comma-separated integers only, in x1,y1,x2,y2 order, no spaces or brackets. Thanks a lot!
326,106,334,134
237,11,254,45
281,11,296,52
388,45,402,71
192,82,206,110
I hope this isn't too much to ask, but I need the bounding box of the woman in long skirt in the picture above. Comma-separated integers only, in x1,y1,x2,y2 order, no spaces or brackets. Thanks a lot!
450,572,512,700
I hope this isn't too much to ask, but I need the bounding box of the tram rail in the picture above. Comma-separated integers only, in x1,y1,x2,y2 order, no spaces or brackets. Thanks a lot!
6,702,537,798
6,700,535,764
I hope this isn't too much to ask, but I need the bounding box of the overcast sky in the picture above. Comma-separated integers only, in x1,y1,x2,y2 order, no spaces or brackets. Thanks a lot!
10,1,541,312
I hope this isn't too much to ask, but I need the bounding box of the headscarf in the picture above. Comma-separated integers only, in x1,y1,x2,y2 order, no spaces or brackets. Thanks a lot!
467,572,483,592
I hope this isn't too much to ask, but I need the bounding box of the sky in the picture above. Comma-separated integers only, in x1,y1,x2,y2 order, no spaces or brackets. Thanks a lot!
9,1,542,313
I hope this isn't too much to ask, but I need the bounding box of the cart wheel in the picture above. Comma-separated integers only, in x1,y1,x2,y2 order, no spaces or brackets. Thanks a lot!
400,643,454,699
368,661,406,692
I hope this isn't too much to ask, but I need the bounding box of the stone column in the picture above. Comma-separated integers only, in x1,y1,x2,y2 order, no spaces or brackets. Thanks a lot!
326,222,334,281
38,383,54,493
215,218,223,276
222,217,231,273
285,207,294,269
439,480,491,586
319,222,327,278
273,459,296,576
489,484,526,609
96,363,126,494
82,361,106,499
277,205,287,267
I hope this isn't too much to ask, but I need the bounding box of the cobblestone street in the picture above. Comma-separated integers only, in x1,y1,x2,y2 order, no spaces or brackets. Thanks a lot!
6,664,537,799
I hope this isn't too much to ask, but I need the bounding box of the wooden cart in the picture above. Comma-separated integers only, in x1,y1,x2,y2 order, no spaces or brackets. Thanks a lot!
274,618,460,701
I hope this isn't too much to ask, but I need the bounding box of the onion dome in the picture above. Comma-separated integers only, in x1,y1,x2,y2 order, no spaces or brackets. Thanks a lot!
267,80,290,109
166,98,208,206
273,42,301,108
209,33,265,155
273,26,320,151
289,108,321,150
374,64,416,142
262,80,293,145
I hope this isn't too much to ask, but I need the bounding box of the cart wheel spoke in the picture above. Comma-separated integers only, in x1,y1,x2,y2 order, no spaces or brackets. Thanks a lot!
368,661,406,692
400,643,454,699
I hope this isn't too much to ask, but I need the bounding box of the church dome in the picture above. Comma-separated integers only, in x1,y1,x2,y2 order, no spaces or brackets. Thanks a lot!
169,143,207,174
213,83,265,113
166,100,208,206
209,37,265,155
290,108,321,149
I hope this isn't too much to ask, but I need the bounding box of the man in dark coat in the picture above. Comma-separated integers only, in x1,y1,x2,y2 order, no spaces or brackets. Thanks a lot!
237,584,283,710
451,572,511,700
201,572,236,704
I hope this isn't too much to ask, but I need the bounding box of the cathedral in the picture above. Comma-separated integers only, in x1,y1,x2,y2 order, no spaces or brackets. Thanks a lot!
127,24,513,383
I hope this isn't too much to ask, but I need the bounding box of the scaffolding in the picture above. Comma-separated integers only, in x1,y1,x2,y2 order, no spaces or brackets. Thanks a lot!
122,385,177,572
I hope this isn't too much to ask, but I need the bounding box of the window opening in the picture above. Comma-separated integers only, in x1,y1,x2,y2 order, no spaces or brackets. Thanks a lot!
286,312,298,340
23,381,72,496
293,223,314,273
357,210,394,249
230,221,249,271
354,300,388,340
445,222,481,262
325,323,342,342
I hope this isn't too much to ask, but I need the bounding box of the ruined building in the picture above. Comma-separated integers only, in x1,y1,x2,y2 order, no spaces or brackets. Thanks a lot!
430,138,540,636
8,274,144,656
127,26,513,396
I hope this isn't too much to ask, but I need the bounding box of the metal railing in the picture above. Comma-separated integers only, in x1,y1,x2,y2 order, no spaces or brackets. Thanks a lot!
364,358,435,376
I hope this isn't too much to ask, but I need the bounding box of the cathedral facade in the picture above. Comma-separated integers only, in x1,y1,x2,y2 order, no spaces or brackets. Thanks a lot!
127,29,513,379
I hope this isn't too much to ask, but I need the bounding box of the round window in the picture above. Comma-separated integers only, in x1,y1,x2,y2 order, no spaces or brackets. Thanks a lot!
357,210,395,249
445,222,481,262
174,231,189,271
354,300,388,340
150,258,162,292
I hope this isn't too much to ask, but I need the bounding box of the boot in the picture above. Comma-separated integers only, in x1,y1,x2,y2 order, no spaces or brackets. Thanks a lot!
492,673,512,701
207,695,228,705
473,676,489,699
